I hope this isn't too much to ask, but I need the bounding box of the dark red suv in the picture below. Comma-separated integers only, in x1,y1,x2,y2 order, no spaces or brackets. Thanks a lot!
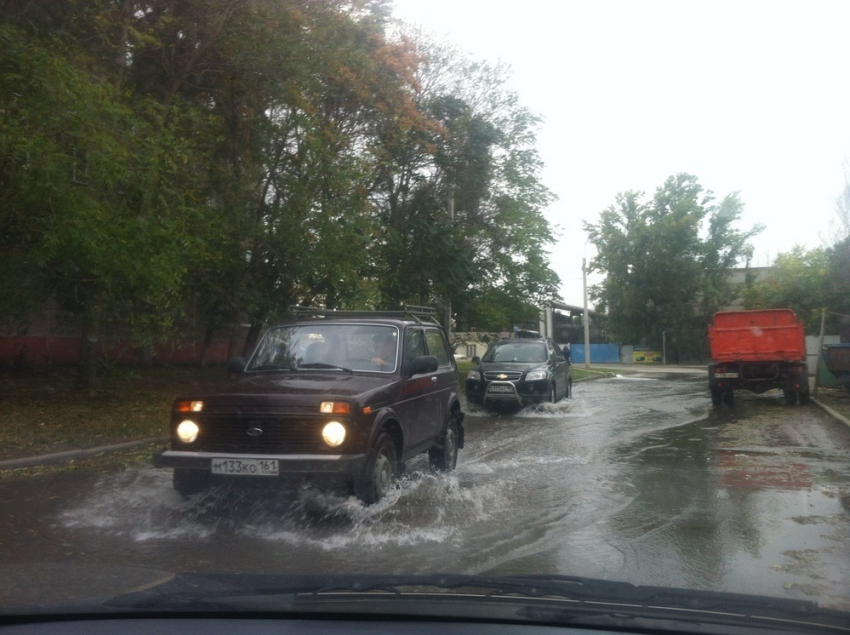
154,307,464,503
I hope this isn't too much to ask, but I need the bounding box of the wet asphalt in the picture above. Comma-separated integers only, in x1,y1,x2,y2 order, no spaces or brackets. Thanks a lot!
1,371,849,611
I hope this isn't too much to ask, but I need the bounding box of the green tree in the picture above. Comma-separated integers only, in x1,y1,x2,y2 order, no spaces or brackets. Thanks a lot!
584,174,761,360
743,173,850,337
0,24,206,385
371,35,559,322
1,0,562,381
741,247,831,333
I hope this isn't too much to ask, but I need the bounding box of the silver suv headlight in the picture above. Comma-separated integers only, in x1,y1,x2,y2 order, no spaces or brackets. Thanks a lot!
525,370,547,381
468,370,481,380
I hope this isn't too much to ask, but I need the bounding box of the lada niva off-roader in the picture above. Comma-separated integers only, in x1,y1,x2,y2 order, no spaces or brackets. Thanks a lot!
154,307,464,503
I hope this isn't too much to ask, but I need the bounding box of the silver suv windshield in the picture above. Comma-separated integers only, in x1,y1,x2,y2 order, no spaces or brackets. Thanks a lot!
248,324,399,373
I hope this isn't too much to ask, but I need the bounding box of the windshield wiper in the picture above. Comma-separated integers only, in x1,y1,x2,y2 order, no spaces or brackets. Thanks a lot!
249,364,296,372
298,363,353,373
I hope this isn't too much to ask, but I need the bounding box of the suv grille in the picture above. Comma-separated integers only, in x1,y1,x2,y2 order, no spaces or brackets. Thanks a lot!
484,371,522,381
192,414,340,454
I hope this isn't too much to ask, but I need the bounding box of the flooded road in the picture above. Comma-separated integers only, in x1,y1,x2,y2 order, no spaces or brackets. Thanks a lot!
2,372,850,610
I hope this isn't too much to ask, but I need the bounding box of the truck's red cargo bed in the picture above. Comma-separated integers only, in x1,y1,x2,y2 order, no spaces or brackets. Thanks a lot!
708,309,806,362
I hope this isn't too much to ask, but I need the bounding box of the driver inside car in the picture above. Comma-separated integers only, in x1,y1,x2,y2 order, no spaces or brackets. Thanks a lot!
371,332,396,369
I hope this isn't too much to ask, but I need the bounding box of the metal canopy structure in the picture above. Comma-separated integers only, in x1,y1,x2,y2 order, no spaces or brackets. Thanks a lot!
548,301,598,317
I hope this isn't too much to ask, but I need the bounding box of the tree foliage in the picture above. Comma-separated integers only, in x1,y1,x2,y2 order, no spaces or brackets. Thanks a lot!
583,174,761,360
741,187,850,336
0,0,559,380
741,247,831,333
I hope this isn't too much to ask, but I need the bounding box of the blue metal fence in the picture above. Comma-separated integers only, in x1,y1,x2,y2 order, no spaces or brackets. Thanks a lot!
570,344,620,364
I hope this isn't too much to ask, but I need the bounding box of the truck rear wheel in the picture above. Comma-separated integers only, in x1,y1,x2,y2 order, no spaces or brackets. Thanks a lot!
783,389,798,405
722,390,734,406
710,388,722,406
798,389,810,405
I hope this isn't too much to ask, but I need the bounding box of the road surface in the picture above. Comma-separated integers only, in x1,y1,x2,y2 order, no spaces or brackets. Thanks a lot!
2,372,849,610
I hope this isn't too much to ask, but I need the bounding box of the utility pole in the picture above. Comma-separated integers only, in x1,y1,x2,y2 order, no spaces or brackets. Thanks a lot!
813,308,827,396
582,257,591,369
445,191,454,342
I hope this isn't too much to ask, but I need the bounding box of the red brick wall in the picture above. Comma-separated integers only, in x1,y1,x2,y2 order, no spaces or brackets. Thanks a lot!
0,336,231,367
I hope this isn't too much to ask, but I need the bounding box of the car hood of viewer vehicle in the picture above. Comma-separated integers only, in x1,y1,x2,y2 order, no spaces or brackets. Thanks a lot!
4,572,847,635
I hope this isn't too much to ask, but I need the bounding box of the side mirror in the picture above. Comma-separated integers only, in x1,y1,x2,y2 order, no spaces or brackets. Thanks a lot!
227,357,247,374
409,355,438,376
471,356,480,365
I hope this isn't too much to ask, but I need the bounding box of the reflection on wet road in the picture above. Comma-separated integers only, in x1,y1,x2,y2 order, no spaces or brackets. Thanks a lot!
2,372,849,609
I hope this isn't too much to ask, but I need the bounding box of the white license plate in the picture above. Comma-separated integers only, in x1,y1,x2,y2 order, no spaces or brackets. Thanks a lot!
715,373,739,378
488,384,514,393
211,458,279,476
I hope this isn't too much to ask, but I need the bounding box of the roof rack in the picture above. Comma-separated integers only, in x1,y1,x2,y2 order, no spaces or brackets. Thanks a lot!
290,305,440,325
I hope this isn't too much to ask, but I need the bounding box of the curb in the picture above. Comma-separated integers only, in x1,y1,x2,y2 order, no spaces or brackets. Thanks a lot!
0,436,167,471
811,398,850,431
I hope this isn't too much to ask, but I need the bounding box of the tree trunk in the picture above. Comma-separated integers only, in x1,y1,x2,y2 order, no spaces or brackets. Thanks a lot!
242,321,263,358
76,304,100,390
199,320,215,367
227,322,242,360
137,345,154,368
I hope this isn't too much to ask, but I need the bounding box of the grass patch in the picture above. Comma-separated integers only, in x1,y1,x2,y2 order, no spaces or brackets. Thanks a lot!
571,367,628,380
0,365,225,462
0,442,164,481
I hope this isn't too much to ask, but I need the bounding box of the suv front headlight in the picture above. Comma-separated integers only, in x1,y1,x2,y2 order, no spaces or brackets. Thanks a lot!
525,369,547,381
467,370,481,380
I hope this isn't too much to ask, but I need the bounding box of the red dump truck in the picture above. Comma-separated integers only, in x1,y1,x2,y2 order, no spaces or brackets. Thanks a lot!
707,309,809,406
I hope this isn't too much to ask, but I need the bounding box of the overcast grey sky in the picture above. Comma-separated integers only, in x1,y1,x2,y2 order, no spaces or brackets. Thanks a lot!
391,0,850,306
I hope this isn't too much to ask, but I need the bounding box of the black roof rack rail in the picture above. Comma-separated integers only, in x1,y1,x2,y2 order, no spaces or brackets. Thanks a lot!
290,305,440,325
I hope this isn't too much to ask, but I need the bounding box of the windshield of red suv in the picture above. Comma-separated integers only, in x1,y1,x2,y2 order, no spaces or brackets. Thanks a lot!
249,324,399,373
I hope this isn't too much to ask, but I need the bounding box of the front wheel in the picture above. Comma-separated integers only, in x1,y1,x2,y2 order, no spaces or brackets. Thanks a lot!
567,377,572,399
173,468,210,498
355,433,398,504
429,414,459,471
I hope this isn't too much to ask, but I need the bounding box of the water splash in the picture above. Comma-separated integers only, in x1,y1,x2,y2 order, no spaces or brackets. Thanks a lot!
60,464,506,551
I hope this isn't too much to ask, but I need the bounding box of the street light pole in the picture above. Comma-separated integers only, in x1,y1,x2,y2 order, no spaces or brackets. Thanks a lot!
582,257,591,369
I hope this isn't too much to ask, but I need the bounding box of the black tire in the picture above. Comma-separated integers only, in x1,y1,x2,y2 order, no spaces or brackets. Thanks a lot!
783,389,798,405
548,383,557,403
567,377,572,399
173,468,210,498
722,389,734,407
798,390,810,405
355,433,397,504
429,414,459,471
710,388,722,406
